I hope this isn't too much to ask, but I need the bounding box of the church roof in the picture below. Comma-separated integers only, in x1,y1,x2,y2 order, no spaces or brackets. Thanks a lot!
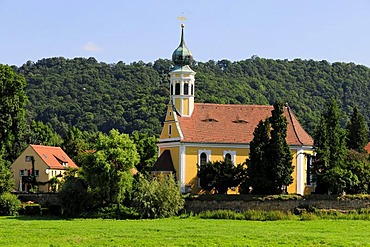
177,103,313,146
151,150,176,173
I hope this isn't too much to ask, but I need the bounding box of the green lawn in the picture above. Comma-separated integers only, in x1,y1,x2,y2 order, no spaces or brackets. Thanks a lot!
1,217,370,246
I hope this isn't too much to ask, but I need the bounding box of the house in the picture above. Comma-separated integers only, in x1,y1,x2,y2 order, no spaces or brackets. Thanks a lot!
152,24,314,195
11,144,78,192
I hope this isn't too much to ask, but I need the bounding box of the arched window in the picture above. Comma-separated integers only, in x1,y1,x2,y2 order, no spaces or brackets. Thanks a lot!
175,83,180,95
200,152,207,166
184,83,189,95
224,153,232,162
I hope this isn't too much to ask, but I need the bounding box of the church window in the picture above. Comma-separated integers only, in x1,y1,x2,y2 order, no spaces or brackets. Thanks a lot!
200,153,207,166
306,154,312,185
224,153,232,162
168,124,172,135
184,83,189,95
223,150,236,164
198,150,211,166
175,83,180,95
191,84,194,95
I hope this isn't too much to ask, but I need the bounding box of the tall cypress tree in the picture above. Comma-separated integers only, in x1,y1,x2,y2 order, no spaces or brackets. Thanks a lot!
244,119,272,194
346,106,368,153
312,98,348,194
269,100,293,194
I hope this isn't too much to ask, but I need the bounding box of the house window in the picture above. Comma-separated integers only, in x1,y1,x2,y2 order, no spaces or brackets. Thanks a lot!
168,124,172,135
184,83,189,95
223,150,236,164
35,170,39,177
306,154,312,185
175,83,180,95
19,170,24,176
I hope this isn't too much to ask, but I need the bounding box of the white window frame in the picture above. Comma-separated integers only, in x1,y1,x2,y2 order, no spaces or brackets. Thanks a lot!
223,150,236,164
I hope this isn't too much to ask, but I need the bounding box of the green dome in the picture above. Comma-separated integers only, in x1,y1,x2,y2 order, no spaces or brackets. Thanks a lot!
172,24,193,66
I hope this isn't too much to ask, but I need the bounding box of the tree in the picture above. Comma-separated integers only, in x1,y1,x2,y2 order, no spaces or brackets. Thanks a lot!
312,99,349,194
132,174,184,219
130,131,158,176
346,106,368,153
27,120,63,146
0,64,27,162
82,129,139,208
0,153,14,194
197,159,247,194
268,101,294,194
62,126,90,165
242,119,273,194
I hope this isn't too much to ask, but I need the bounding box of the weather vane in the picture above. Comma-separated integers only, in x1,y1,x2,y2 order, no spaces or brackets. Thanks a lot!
177,12,188,23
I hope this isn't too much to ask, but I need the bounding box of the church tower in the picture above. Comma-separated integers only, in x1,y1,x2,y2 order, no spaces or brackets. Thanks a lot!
169,24,196,117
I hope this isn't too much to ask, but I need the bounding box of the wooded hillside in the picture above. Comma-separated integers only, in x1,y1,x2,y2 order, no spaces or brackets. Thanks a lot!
16,56,370,137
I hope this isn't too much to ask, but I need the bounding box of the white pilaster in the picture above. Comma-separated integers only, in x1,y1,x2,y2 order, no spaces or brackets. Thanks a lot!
296,149,305,195
180,144,186,193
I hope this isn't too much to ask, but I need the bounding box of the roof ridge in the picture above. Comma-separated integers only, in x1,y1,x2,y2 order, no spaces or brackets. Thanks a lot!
194,103,273,108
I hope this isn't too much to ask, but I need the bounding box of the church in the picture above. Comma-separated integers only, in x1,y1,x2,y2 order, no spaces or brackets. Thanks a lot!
152,24,314,195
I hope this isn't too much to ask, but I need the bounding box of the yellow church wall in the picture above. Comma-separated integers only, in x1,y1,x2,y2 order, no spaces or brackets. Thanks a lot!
183,98,189,115
184,146,250,193
287,150,298,194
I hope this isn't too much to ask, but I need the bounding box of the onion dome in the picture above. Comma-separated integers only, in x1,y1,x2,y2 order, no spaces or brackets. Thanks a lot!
172,24,193,66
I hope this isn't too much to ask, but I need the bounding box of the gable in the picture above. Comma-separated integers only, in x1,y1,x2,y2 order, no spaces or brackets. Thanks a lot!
159,103,183,140
177,103,313,146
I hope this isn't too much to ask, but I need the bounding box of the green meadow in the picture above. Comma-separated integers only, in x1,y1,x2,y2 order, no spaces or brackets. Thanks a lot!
1,217,370,246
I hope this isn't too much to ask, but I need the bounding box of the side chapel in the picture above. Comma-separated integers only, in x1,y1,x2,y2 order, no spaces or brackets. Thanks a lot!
152,24,314,195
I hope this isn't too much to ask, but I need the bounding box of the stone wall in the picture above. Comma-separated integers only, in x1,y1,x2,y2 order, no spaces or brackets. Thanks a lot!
185,195,370,213
14,192,60,206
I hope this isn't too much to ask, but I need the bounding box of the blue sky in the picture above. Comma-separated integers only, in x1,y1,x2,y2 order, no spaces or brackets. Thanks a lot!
1,0,370,67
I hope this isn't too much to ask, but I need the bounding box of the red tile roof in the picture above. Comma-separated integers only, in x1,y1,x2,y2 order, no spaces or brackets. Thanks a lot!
177,103,313,146
365,142,370,153
30,144,78,169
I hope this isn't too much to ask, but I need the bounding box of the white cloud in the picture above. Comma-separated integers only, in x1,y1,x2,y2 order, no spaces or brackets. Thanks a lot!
83,41,102,52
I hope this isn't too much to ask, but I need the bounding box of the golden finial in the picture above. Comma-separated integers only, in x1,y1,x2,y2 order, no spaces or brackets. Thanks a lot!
181,23,185,28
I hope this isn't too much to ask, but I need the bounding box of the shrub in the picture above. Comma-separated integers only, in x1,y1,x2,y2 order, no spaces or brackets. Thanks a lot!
24,204,41,216
58,177,90,216
132,174,184,219
48,204,63,216
0,193,21,216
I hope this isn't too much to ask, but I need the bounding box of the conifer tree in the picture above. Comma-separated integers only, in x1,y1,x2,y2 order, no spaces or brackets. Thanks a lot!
346,106,368,153
243,119,272,194
268,100,294,194
312,98,349,194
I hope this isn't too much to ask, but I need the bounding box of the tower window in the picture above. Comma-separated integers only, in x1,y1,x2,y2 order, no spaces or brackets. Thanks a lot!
191,84,194,95
168,124,172,135
184,83,189,95
170,84,173,95
175,83,180,95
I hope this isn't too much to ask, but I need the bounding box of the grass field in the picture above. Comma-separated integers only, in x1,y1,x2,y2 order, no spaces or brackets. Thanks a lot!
1,216,370,246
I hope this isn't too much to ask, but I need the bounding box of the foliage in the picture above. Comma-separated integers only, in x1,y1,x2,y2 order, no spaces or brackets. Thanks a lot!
344,150,370,194
0,193,21,216
243,101,293,194
0,64,28,162
58,176,90,216
346,106,368,153
26,120,63,146
130,131,158,176
132,174,184,219
24,204,41,216
62,126,92,166
15,57,370,139
242,119,271,194
268,100,294,194
197,159,247,194
82,129,139,208
0,154,14,194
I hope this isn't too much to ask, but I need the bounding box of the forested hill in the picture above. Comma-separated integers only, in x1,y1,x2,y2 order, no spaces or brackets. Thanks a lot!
16,56,370,137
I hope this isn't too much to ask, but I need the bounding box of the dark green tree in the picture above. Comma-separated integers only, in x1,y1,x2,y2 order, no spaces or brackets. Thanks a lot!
62,126,90,165
346,106,368,153
0,64,27,162
27,120,63,146
197,159,247,194
312,99,349,194
0,153,14,194
268,101,294,194
130,131,158,176
242,119,273,194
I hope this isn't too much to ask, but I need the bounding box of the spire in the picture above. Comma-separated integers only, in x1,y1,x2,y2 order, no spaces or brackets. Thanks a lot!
172,24,193,66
